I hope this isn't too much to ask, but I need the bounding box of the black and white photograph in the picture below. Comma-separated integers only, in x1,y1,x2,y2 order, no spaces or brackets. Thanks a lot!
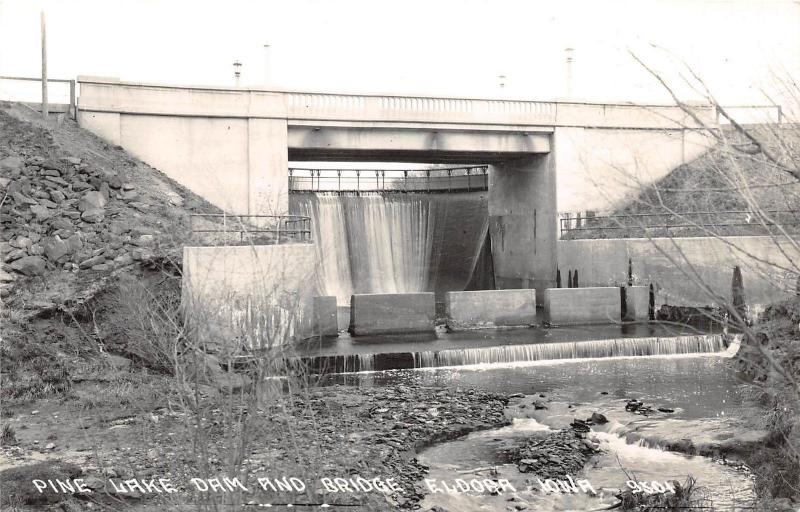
1,1,799,510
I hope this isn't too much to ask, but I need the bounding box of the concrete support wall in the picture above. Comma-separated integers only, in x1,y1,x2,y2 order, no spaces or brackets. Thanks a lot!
445,289,536,330
489,153,557,303
545,287,621,325
624,285,650,321
182,243,319,351
558,236,800,312
312,296,339,337
349,293,435,335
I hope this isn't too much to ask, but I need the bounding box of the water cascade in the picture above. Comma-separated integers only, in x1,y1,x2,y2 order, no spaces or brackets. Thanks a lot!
290,192,490,303
413,334,731,368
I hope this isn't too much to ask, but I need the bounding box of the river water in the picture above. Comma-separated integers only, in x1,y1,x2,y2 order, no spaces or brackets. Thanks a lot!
333,347,758,511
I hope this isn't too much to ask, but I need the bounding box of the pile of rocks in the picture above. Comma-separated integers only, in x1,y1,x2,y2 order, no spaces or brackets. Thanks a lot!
514,429,599,479
0,153,157,297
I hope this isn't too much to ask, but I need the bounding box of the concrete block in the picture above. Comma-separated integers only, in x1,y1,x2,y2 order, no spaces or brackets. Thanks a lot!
349,293,435,336
544,287,621,325
445,289,536,330
313,296,339,337
624,286,650,321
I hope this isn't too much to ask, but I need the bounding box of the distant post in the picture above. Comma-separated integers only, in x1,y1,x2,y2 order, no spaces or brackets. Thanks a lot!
41,10,48,118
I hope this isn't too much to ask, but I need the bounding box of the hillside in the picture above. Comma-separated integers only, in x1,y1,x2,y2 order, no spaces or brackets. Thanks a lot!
563,127,800,239
0,102,221,311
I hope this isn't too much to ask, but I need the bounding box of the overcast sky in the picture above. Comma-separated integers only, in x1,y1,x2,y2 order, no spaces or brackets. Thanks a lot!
0,0,798,106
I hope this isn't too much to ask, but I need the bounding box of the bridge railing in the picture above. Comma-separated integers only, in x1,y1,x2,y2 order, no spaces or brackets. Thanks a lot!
289,165,489,193
0,76,77,119
560,210,800,239
189,214,312,245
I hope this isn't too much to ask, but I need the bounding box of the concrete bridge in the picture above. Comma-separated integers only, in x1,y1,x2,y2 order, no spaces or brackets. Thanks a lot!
77,77,716,298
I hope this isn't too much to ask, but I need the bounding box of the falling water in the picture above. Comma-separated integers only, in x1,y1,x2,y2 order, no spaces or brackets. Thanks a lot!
290,192,490,303
413,334,732,368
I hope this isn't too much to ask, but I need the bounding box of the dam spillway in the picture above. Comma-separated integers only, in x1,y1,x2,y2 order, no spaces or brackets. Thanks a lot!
290,192,493,304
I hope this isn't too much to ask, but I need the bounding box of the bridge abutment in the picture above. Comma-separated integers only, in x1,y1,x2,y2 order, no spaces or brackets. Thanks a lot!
489,153,557,304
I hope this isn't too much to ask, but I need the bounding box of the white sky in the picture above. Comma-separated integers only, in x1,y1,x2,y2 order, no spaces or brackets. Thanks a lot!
0,0,798,105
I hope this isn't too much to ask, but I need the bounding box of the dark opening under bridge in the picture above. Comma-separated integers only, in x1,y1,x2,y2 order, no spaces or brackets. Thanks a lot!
288,165,489,193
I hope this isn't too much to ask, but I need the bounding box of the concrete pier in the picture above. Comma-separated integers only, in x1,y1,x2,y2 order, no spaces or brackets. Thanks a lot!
313,296,339,337
349,293,435,335
445,289,536,330
544,287,621,325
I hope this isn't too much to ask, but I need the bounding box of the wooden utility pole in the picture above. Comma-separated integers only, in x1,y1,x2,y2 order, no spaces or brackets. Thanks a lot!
41,10,48,119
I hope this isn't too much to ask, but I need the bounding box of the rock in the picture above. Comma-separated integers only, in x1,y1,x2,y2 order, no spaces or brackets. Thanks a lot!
130,202,149,212
81,208,105,223
12,191,38,205
38,199,58,209
78,191,107,212
0,269,15,283
121,189,138,200
0,177,10,189
44,176,69,186
10,236,32,249
91,264,111,271
79,255,106,269
45,442,55,450
42,235,71,262
4,249,27,262
10,256,46,276
28,244,44,256
72,181,91,192
589,412,608,424
63,156,82,165
49,190,66,203
41,159,65,172
122,182,135,191
0,156,24,173
50,218,74,231
29,204,51,221
65,233,83,253
657,407,675,414
100,181,110,201
108,175,123,189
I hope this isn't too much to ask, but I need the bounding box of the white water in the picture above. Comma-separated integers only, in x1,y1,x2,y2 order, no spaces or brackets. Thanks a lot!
291,192,489,304
418,414,754,511
413,334,732,369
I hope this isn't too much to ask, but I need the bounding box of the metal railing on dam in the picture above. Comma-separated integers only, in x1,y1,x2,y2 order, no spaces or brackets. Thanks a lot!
288,165,489,193
189,214,312,245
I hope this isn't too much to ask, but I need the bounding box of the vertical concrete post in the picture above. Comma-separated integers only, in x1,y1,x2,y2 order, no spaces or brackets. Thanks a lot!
489,152,558,303
247,118,288,215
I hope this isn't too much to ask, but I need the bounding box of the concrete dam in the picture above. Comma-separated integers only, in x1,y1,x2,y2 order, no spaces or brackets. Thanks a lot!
289,191,492,304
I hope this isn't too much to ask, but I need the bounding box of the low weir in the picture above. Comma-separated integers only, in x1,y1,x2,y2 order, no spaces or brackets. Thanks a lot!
301,334,733,374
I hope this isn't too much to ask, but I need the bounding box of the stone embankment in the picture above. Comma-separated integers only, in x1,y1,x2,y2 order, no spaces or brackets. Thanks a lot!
0,104,215,306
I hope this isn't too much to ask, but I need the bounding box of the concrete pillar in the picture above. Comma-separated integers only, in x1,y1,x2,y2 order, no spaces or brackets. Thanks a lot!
248,118,288,215
489,152,557,303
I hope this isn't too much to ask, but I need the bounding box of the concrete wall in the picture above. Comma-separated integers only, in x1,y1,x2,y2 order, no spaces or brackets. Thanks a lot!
545,287,621,325
558,236,800,312
489,153,558,303
78,79,289,215
312,296,339,337
349,292,435,335
445,289,536,330
182,243,319,351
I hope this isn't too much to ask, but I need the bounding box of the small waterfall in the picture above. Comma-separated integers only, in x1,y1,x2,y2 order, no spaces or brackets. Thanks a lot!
340,353,376,372
413,334,731,368
290,192,489,304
